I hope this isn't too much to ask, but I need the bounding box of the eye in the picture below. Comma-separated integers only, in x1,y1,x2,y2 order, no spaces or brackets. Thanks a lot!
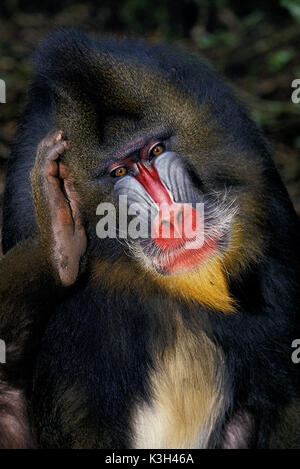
110,166,128,178
148,142,166,160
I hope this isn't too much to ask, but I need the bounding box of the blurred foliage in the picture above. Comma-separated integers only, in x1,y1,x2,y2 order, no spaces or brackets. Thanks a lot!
267,49,295,72
0,0,299,215
281,0,300,22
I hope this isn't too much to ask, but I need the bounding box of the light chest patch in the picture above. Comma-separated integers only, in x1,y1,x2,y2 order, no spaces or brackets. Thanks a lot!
132,319,228,448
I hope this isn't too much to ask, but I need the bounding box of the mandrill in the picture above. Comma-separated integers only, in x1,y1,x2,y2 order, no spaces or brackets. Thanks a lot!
0,29,299,449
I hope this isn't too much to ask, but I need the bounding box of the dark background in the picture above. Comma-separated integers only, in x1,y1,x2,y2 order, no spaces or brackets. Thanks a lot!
0,0,299,243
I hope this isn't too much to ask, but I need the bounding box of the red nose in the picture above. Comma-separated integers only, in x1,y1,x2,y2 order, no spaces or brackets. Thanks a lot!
134,162,202,252
152,203,201,252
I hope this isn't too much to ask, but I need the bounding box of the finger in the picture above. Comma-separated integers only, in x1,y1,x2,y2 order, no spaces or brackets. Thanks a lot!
63,179,84,226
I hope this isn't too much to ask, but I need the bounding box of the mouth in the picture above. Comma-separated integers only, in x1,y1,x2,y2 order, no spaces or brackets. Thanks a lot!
117,187,236,276
125,194,236,276
151,234,221,275
140,197,232,276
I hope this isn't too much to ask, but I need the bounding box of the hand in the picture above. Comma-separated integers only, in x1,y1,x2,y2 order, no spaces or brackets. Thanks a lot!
30,129,87,286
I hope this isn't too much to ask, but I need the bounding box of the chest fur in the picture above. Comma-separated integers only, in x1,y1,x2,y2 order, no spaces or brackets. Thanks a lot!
132,320,228,448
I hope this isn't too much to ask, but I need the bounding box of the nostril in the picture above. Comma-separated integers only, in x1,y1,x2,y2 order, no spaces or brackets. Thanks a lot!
161,219,171,227
177,208,183,224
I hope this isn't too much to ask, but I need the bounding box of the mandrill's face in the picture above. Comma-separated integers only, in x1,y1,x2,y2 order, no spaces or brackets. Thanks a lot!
109,136,236,276
85,111,267,283
58,52,268,285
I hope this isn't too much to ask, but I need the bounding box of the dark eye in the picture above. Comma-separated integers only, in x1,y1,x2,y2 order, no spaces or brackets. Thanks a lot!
148,142,166,160
110,166,128,178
